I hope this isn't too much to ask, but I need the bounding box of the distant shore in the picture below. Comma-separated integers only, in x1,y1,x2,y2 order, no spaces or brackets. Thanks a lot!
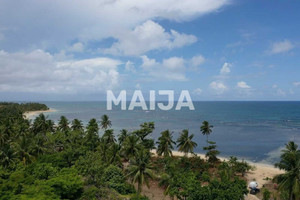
24,109,56,119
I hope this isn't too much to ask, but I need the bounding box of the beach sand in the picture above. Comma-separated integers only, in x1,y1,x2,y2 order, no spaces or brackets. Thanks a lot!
24,109,56,119
150,150,283,200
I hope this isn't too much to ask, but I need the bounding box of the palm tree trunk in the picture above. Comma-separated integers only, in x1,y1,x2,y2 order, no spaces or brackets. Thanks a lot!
206,134,209,144
137,183,141,199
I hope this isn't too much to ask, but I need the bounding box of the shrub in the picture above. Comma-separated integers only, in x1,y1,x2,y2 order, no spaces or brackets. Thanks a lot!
262,188,271,200
103,165,135,195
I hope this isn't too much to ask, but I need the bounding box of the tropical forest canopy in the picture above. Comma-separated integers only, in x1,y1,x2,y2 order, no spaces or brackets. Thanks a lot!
0,102,299,200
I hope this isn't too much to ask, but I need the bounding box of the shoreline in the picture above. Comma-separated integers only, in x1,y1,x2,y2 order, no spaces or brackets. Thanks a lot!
151,149,283,198
24,108,56,119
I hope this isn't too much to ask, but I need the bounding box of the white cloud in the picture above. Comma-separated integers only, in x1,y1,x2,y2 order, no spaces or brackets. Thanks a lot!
125,61,136,72
236,81,251,89
68,42,84,52
190,55,205,67
275,88,286,96
209,81,227,94
268,40,294,55
0,0,229,51
293,82,300,87
193,88,202,95
103,20,197,56
140,55,187,81
220,62,231,75
0,50,121,93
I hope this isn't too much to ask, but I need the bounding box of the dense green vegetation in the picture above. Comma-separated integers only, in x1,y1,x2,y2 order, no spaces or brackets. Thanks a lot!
0,102,48,121
0,103,297,200
274,141,300,200
0,102,48,113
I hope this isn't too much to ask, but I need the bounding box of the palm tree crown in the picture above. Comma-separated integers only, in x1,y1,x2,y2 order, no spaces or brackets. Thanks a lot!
200,120,213,142
275,141,300,200
177,129,197,156
156,130,176,157
100,114,112,130
127,149,154,197
71,119,84,131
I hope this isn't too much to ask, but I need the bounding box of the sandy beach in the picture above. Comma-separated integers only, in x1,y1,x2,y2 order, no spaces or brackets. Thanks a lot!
150,150,283,200
24,109,56,119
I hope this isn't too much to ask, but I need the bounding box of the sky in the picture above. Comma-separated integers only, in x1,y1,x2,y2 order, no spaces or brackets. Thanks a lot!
0,0,299,101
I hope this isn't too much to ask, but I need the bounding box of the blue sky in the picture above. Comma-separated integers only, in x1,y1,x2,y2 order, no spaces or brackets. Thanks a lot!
0,0,299,101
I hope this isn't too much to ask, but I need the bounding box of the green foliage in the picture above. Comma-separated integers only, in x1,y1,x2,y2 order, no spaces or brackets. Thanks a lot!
45,167,83,199
0,102,48,112
85,118,100,151
203,140,220,164
274,141,300,200
75,151,105,185
177,129,197,156
103,165,135,194
262,188,271,200
156,130,176,157
133,122,155,141
0,106,272,200
100,114,112,130
165,169,248,200
227,156,253,176
27,163,57,180
200,120,213,142
130,195,150,200
121,134,141,159
127,149,154,196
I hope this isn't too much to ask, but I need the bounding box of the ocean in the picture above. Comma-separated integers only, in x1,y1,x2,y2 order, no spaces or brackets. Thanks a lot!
31,101,300,164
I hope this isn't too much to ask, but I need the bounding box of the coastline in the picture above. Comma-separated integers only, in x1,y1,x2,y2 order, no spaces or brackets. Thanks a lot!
24,109,56,119
151,150,283,199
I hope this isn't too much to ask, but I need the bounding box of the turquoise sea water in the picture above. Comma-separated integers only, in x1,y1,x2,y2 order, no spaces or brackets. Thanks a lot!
33,101,300,164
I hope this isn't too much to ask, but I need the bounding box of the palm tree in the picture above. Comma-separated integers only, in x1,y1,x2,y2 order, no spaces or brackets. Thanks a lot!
0,144,18,168
275,141,300,200
85,118,100,150
200,121,213,143
102,129,116,145
57,116,70,133
71,119,84,131
32,114,54,135
13,134,35,165
100,114,112,130
177,129,197,156
121,134,140,159
127,149,155,198
118,129,128,146
156,130,176,158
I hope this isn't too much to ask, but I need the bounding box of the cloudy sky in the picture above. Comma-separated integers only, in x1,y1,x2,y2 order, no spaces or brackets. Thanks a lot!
0,0,299,101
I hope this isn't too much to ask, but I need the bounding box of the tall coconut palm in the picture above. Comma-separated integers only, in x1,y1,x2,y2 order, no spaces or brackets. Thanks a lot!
0,144,18,168
57,116,70,133
156,130,176,158
100,114,112,130
32,114,54,135
13,134,35,165
200,121,213,143
177,129,197,156
275,141,300,200
127,149,155,198
121,134,140,159
85,118,100,150
118,129,128,146
102,129,116,145
71,119,84,131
